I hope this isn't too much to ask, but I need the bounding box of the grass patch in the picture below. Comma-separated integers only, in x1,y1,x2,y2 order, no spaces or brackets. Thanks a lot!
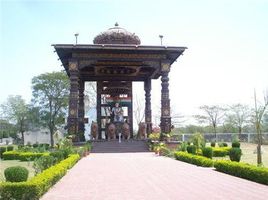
0,160,35,182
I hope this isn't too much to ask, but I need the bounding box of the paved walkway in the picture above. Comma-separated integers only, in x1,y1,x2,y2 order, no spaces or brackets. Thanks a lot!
41,153,268,200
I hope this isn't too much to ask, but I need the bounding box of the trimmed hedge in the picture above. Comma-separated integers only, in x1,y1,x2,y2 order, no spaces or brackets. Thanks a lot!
2,151,20,160
2,151,49,161
174,151,213,167
186,145,197,154
4,166,29,182
202,147,213,159
212,147,231,157
0,146,6,159
229,148,242,162
214,160,268,185
0,154,80,200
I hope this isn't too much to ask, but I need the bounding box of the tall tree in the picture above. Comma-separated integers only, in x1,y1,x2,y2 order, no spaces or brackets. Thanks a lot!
0,95,28,144
133,94,145,128
195,105,225,141
254,90,268,165
32,71,69,147
226,104,251,137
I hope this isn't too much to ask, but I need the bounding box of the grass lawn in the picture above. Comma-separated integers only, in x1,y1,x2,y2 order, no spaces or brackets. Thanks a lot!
0,159,35,182
213,143,268,167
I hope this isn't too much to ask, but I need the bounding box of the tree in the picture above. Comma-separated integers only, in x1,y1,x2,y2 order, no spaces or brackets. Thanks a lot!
226,104,251,137
195,105,225,142
0,95,29,144
133,94,145,129
0,119,17,142
32,71,69,147
254,89,268,165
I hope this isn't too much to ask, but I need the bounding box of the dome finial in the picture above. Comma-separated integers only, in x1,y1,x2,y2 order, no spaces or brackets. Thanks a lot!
115,22,119,27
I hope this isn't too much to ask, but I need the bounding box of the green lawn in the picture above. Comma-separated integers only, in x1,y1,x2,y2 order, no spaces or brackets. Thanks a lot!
0,159,35,182
212,143,268,167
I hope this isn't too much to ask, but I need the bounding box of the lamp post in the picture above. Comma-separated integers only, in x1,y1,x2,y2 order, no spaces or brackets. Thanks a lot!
74,33,79,45
159,35,163,46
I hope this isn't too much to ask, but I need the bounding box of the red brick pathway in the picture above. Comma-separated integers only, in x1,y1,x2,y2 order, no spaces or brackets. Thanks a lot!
41,153,268,200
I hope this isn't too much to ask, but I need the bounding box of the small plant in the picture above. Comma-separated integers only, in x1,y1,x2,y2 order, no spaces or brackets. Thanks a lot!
148,132,160,141
178,142,188,152
187,145,197,155
211,142,216,147
4,166,29,182
229,147,242,162
50,150,65,163
33,143,39,148
232,141,240,148
33,155,56,174
0,146,6,158
202,147,213,159
191,132,205,150
6,145,14,151
218,142,228,147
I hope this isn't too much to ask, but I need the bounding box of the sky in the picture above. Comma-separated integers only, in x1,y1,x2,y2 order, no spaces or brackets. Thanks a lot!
1,0,268,124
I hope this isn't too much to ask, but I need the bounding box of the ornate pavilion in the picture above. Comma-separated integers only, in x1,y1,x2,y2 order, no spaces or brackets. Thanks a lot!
53,23,186,141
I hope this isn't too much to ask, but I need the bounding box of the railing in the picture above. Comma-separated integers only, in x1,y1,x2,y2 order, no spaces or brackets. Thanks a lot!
171,133,268,143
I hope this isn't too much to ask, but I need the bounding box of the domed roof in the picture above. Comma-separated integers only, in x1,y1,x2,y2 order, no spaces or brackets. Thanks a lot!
93,23,141,45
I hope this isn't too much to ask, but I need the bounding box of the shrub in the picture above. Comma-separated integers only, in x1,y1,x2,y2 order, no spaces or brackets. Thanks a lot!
218,142,228,147
159,147,172,157
178,142,187,152
232,141,240,148
0,146,6,159
2,151,49,161
33,155,56,174
211,142,216,147
202,147,213,159
32,143,39,148
191,132,205,150
229,148,242,162
6,146,14,151
39,143,50,150
214,160,268,185
174,151,213,167
4,166,29,182
212,147,231,157
148,132,160,141
2,151,20,160
187,145,197,154
50,150,65,163
0,154,80,200
19,152,49,161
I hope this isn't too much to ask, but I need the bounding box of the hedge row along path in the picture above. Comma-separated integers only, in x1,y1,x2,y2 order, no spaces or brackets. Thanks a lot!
41,153,268,200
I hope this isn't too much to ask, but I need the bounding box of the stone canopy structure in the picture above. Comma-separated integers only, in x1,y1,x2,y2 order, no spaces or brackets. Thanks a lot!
53,23,186,141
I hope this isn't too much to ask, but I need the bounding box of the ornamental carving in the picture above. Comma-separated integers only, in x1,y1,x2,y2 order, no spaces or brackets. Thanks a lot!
161,63,170,72
93,23,141,45
69,62,78,71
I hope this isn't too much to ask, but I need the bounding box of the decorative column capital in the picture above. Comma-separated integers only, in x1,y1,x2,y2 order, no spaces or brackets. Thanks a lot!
161,60,171,73
69,60,78,71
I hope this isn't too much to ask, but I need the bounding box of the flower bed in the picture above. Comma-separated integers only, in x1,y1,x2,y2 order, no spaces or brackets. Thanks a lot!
214,160,268,185
0,154,80,200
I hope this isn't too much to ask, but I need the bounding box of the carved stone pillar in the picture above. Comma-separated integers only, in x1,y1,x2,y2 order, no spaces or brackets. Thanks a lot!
160,61,171,135
68,60,79,141
78,80,85,141
144,79,152,135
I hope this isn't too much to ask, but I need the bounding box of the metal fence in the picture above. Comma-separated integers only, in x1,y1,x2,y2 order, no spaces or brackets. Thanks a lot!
173,133,268,143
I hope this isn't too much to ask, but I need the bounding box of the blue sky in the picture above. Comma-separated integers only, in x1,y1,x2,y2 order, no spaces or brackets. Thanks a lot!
1,0,268,120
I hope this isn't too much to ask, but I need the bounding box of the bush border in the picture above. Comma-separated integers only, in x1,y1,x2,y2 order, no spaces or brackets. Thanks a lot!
0,154,80,200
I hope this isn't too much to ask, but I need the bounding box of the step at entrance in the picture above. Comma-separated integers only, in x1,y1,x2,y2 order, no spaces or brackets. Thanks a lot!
91,140,149,153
